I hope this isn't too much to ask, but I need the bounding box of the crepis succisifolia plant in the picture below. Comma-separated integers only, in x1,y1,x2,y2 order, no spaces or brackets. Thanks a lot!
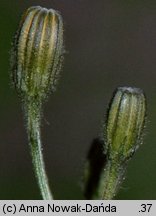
11,6,147,200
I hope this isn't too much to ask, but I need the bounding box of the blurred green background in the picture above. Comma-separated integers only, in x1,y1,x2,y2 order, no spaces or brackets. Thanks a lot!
0,0,156,199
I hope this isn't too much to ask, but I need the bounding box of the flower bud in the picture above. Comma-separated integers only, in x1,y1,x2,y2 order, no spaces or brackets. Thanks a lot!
105,87,146,162
11,6,63,101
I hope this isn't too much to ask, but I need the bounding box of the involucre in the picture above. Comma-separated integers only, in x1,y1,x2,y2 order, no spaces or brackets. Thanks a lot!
105,87,146,162
11,6,64,102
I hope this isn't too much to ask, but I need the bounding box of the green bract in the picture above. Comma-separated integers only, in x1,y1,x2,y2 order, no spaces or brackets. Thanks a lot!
105,87,146,162
11,6,63,102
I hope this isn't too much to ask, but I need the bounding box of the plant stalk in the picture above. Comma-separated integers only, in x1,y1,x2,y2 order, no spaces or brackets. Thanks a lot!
97,160,125,200
25,99,53,200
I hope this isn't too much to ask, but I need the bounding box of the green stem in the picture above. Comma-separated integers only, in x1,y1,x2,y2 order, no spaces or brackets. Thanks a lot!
25,99,53,200
97,160,125,200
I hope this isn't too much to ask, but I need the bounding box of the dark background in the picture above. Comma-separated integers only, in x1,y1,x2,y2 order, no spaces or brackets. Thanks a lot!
0,0,156,199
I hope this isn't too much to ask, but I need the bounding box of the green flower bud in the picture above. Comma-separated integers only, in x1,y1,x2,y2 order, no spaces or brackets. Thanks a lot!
11,6,63,102
105,87,146,162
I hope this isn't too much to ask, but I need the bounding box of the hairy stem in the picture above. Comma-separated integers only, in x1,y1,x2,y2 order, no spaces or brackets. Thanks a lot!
25,100,53,200
97,160,125,200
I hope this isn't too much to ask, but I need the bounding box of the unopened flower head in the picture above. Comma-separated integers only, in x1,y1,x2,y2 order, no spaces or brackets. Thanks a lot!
105,87,146,162
11,6,64,102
